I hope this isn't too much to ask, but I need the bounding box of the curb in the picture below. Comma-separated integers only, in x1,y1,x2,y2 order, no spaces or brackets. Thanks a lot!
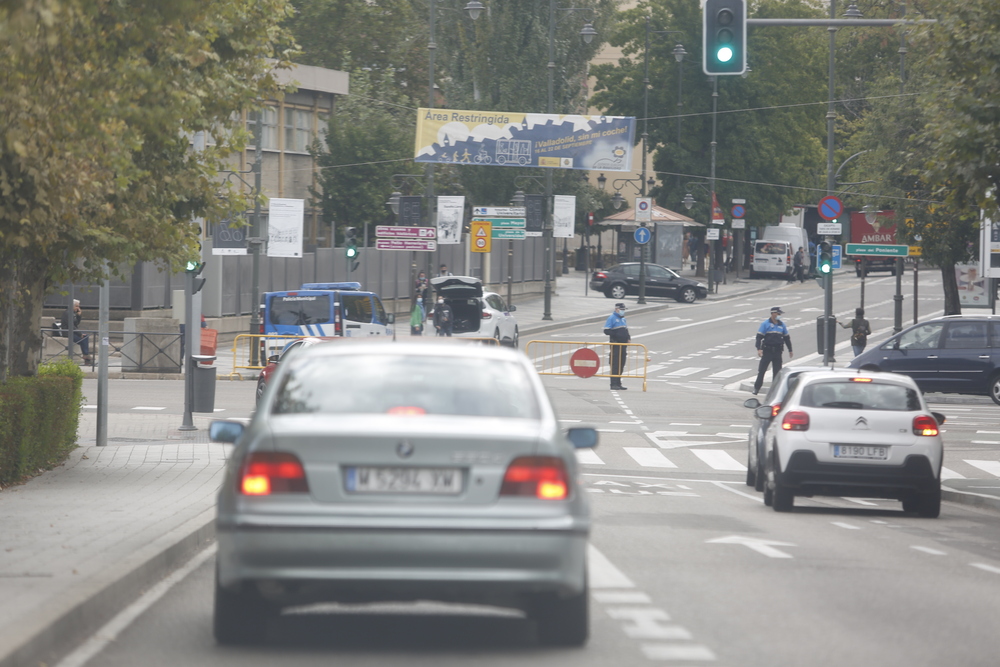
942,486,1000,514
0,511,215,667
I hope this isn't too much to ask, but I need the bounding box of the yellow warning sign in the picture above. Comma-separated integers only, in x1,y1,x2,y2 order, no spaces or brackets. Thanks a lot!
470,220,492,253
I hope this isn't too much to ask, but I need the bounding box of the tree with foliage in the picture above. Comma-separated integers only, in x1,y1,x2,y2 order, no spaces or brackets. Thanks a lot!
0,0,295,380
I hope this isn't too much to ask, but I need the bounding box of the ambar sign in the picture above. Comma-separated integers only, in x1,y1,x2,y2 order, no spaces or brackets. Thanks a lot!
850,210,896,245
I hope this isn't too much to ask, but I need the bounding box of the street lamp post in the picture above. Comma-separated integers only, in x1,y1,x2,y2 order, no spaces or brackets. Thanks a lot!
543,0,596,320
673,43,687,195
682,182,711,287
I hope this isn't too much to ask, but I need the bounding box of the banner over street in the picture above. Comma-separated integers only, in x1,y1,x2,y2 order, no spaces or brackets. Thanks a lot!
415,108,635,172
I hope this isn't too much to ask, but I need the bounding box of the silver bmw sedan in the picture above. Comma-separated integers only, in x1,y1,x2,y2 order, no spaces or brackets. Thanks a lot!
210,339,597,647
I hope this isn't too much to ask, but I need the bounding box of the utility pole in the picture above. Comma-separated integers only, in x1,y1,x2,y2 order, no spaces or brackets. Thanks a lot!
248,112,263,366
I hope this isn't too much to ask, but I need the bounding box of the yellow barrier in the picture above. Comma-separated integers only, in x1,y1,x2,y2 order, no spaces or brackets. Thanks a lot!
525,340,649,391
229,334,307,378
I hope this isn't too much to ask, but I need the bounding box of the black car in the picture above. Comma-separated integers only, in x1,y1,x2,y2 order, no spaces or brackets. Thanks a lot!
855,256,898,277
590,263,708,303
850,315,1000,404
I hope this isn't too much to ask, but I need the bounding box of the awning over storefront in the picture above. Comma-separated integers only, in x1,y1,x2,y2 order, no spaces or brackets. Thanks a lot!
599,205,703,230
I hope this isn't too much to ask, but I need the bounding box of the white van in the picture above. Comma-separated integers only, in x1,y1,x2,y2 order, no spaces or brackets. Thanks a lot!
762,224,809,254
750,240,794,279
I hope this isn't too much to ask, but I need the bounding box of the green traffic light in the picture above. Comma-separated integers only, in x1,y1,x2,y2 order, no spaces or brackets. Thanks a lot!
185,260,201,272
717,46,734,63
345,245,358,259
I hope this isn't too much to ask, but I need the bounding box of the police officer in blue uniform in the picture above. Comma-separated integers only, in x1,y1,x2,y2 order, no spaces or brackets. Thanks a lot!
753,306,793,395
604,302,631,390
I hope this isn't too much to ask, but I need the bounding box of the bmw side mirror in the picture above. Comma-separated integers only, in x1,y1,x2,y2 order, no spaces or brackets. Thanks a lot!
744,398,761,409
932,411,946,425
566,427,598,449
209,420,245,443
754,405,774,420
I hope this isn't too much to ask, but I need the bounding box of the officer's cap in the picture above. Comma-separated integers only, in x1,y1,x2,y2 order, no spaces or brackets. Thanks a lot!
615,303,627,310
770,306,784,314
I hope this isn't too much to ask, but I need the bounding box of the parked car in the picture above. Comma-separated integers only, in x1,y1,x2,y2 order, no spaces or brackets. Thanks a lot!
755,369,945,516
748,240,794,280
849,315,1000,404
255,336,330,405
429,275,519,346
210,341,598,646
589,263,707,302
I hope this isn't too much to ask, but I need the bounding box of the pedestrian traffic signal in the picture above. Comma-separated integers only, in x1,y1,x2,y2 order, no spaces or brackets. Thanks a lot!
186,259,206,294
703,0,746,76
818,241,833,275
345,227,358,260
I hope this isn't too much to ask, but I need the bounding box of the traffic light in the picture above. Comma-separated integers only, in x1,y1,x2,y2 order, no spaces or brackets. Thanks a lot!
186,259,206,295
345,227,358,260
703,0,746,76
818,241,833,276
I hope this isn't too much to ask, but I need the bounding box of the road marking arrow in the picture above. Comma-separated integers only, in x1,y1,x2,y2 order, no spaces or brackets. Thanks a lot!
706,535,796,559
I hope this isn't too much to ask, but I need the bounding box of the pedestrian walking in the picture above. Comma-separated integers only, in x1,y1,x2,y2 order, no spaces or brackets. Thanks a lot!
437,264,453,278
793,247,805,282
410,297,425,336
603,302,631,390
839,307,871,357
753,306,793,395
415,270,430,304
60,299,92,364
433,296,453,337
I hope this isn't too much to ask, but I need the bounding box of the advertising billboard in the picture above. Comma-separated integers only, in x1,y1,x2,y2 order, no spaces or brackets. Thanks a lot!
415,108,635,172
849,210,897,244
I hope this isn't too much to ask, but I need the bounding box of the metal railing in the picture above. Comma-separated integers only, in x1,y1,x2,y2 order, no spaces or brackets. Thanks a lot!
39,328,183,373
526,340,650,391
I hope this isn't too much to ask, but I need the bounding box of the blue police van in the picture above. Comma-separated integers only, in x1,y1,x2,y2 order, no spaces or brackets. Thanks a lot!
261,283,392,353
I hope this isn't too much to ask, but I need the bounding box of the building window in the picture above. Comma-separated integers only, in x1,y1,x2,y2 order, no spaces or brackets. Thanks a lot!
285,108,313,153
247,107,278,150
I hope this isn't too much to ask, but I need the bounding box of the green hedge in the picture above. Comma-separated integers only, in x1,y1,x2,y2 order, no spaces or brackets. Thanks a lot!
0,359,83,487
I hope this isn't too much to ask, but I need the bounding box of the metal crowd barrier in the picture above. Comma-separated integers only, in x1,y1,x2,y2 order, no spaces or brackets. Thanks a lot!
525,340,650,391
230,334,306,377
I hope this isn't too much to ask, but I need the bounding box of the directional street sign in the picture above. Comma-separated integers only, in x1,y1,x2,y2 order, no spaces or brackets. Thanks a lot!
634,226,651,245
375,225,437,239
472,206,526,218
817,195,844,221
909,246,923,257
491,229,526,240
478,217,526,229
845,243,908,257
375,238,437,251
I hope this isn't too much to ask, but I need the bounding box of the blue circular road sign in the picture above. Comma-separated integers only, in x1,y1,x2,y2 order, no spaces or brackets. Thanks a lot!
818,195,844,221
731,204,746,218
634,227,651,245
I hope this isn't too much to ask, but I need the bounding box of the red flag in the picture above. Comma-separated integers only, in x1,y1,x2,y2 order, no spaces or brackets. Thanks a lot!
712,192,725,224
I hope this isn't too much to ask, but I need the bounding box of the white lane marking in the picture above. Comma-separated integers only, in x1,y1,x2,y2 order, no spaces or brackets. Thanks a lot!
940,467,965,480
213,408,226,413
642,644,717,661
624,448,678,468
663,367,706,377
911,546,947,556
54,545,217,667
559,419,582,423
588,544,635,589
832,522,861,530
610,420,643,424
606,608,693,640
729,424,751,428
669,423,701,426
975,430,1000,434
966,460,1000,477
82,405,97,409
575,449,605,465
593,591,652,604
842,498,879,506
970,441,1000,445
132,406,166,411
706,535,795,559
597,429,626,433
971,563,1000,575
711,480,763,502
706,368,747,379
692,450,746,471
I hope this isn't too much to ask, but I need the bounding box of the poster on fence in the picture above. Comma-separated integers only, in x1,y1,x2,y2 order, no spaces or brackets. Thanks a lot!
267,198,304,258
436,196,464,245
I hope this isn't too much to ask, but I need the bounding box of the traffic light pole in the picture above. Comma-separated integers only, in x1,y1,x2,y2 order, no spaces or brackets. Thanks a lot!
180,269,196,431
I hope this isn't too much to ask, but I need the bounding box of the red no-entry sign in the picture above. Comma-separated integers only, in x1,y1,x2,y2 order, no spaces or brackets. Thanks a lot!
569,348,601,378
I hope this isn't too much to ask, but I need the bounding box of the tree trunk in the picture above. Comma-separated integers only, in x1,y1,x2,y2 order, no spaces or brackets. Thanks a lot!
0,251,48,381
941,264,961,315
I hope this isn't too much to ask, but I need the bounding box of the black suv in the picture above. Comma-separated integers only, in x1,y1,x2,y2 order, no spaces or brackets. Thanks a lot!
590,263,708,303
850,315,1000,404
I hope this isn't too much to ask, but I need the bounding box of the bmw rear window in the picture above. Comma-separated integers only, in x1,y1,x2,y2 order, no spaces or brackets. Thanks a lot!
800,381,921,411
272,354,541,419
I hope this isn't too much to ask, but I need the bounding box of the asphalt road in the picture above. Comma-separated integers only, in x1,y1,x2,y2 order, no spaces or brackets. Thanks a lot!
67,270,1000,666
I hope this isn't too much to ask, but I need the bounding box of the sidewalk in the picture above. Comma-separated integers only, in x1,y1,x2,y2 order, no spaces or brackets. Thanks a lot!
3,266,996,667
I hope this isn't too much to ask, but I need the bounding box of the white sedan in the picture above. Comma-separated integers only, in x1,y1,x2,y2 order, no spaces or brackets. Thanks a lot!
756,370,945,517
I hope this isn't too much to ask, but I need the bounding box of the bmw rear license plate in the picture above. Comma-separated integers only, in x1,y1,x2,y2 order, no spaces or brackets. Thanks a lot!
345,467,463,494
833,445,888,460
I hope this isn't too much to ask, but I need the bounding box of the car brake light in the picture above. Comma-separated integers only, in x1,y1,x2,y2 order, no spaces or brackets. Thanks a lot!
851,377,873,383
596,272,606,279
240,452,309,495
913,415,939,437
782,411,810,431
482,310,492,319
771,403,781,418
500,456,568,500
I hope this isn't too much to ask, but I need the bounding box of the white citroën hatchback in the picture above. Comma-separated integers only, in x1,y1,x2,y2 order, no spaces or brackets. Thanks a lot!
757,369,945,517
